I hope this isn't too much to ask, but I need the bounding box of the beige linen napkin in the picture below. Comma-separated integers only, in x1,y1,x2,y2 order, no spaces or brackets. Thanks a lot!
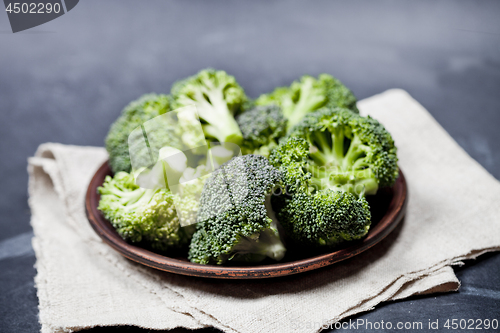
29,89,500,333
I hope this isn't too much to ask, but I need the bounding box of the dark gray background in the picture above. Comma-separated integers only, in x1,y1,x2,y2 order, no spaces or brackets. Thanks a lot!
1,0,499,332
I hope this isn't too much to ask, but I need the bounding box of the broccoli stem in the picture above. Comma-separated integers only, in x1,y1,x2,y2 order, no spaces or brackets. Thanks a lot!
352,157,370,170
332,127,346,164
230,195,286,262
307,131,379,196
230,225,286,262
310,168,379,196
255,225,287,260
285,78,326,128
308,128,344,168
342,136,369,170
122,189,158,212
350,177,379,196
194,84,243,145
99,185,161,214
100,186,144,206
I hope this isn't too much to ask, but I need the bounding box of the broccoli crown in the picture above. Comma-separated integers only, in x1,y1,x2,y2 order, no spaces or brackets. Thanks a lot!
321,74,359,112
268,108,397,248
171,68,247,145
98,171,194,251
236,104,287,157
282,107,399,196
105,93,182,173
188,155,286,265
271,190,371,247
255,74,359,130
269,135,374,248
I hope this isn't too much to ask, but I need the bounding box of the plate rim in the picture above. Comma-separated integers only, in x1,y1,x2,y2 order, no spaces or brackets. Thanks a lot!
85,161,407,279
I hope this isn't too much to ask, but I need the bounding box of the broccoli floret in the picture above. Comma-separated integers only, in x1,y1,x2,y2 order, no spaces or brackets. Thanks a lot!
105,93,182,174
269,135,374,248
271,190,371,247
236,104,287,157
97,171,195,251
188,155,286,265
255,74,359,130
288,107,399,195
171,69,247,145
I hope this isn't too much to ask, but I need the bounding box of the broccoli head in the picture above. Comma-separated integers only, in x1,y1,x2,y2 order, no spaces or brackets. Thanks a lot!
269,135,374,248
271,190,371,247
236,104,287,157
255,74,359,130
287,107,399,196
105,93,182,174
188,154,286,265
97,171,195,251
171,69,247,145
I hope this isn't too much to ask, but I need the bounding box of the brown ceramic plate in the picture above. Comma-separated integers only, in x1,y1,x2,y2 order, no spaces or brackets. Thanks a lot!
86,161,407,279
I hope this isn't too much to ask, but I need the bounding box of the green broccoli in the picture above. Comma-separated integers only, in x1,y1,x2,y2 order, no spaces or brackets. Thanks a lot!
255,74,359,130
269,136,373,248
288,107,399,196
272,190,371,247
97,171,195,251
188,155,286,265
105,93,182,174
171,69,247,146
236,104,287,157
